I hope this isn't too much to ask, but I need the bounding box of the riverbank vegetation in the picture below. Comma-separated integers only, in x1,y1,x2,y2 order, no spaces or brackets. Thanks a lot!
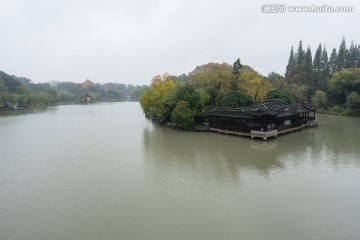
283,38,360,116
140,37,360,128
0,71,147,110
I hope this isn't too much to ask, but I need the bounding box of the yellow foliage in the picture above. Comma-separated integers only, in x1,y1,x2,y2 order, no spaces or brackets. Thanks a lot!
238,69,272,101
189,62,232,106
82,79,95,89
140,74,175,118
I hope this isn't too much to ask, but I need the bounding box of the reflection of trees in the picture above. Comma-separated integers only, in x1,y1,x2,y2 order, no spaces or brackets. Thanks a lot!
142,124,287,184
314,114,360,165
0,106,57,118
142,114,360,185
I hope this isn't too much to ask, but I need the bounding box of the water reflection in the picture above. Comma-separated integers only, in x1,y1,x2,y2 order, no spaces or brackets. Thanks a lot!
142,124,285,184
1,103,359,240
0,106,58,117
142,113,360,184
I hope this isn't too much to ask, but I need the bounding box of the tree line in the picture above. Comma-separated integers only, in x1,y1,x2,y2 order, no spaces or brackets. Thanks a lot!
0,71,147,109
141,37,360,128
282,38,360,114
140,61,272,129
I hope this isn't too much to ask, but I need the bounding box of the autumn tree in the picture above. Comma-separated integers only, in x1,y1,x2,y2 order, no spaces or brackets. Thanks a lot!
189,62,232,107
81,79,95,91
140,74,175,119
238,68,272,102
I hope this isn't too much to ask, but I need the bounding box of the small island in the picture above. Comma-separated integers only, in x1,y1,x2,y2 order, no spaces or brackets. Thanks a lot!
140,38,360,137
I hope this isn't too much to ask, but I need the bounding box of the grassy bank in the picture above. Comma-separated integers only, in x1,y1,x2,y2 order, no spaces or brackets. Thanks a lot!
316,106,360,117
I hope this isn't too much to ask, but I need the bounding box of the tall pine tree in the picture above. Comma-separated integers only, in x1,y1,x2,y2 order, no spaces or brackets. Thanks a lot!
336,37,347,71
329,48,338,75
290,40,307,85
231,58,242,90
285,46,295,79
320,46,329,89
304,46,314,91
313,44,322,89
346,41,357,68
296,40,306,74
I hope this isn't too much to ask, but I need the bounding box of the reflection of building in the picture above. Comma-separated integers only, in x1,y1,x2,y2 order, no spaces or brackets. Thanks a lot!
206,100,317,140
82,93,93,103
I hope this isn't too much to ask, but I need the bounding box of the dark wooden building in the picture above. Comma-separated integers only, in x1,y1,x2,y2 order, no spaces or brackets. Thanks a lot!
206,100,317,140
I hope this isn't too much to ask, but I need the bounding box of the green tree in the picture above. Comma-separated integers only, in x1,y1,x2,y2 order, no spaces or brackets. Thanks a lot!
285,46,295,79
267,90,293,104
329,48,338,75
345,41,358,69
313,44,322,89
130,86,147,101
58,90,75,102
289,83,310,102
174,84,200,109
320,47,329,89
170,74,189,84
46,87,59,103
15,85,29,94
266,72,288,92
304,46,314,90
313,44,329,91
336,37,347,71
0,77,8,92
171,100,195,129
311,90,328,110
296,40,306,72
347,91,360,110
221,90,253,108
286,41,307,85
0,71,23,92
189,62,232,107
231,58,242,90
328,68,360,104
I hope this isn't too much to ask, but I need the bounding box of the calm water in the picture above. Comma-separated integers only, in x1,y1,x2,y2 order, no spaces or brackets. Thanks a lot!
1,102,359,240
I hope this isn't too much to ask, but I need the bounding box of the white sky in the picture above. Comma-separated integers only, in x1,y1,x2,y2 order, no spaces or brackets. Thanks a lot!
0,0,359,85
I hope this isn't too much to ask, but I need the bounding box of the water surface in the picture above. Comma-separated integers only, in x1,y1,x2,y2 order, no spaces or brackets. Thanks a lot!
1,103,359,240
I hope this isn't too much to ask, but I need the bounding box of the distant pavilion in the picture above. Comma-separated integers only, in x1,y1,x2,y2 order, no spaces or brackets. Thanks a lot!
206,100,317,140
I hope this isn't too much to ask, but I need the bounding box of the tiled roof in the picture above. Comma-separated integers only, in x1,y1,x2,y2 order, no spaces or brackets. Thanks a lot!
206,100,316,118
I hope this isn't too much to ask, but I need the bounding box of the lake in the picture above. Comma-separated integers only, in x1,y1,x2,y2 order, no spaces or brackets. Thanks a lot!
1,102,359,240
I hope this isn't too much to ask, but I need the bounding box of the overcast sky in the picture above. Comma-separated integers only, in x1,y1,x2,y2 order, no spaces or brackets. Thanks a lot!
0,0,359,85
